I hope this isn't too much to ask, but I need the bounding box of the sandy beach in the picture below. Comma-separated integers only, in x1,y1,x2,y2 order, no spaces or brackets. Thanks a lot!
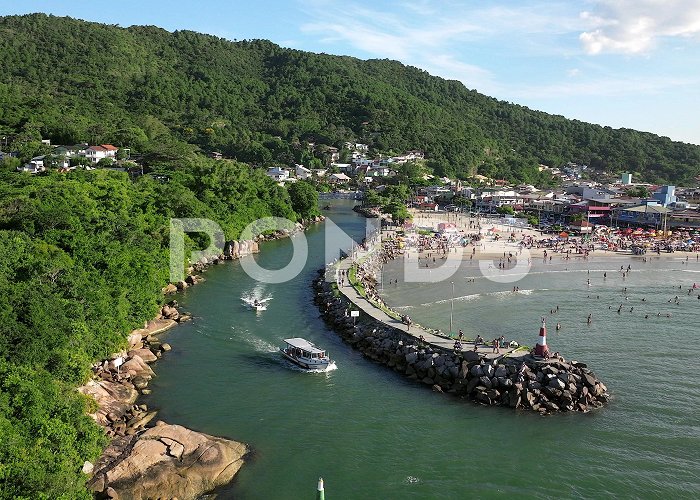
405,209,700,262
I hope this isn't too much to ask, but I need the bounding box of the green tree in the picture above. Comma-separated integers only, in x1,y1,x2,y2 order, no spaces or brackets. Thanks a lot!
287,181,320,220
497,205,515,215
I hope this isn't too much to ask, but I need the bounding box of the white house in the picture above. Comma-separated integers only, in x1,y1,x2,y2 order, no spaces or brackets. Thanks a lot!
331,163,353,173
367,166,391,177
295,164,312,180
266,167,290,182
18,156,46,174
85,144,118,164
328,173,351,184
312,169,327,178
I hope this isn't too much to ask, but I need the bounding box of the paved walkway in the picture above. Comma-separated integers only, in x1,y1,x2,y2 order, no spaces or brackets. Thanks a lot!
335,244,517,360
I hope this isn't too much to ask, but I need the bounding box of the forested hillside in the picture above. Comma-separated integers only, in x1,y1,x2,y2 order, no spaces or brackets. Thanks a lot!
1,13,699,184
0,156,310,498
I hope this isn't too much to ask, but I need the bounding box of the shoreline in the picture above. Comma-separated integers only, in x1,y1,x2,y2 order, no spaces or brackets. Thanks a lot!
408,209,700,262
81,216,325,499
315,265,609,414
317,230,610,414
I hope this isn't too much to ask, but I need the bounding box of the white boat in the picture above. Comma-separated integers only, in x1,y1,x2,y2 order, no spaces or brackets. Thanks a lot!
242,297,269,312
280,338,336,371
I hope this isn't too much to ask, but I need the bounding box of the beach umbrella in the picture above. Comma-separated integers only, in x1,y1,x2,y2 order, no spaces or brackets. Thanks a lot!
559,231,569,238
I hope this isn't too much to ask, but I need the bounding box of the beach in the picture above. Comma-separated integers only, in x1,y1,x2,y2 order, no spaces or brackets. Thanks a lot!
407,209,700,262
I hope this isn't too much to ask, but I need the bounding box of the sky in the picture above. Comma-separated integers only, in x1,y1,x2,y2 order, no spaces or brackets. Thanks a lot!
2,0,700,145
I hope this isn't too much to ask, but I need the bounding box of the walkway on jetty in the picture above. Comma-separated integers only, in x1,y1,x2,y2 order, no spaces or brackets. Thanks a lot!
335,241,519,361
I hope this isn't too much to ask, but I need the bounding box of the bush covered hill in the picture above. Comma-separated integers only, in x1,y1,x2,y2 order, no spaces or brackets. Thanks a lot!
0,153,319,497
1,13,699,185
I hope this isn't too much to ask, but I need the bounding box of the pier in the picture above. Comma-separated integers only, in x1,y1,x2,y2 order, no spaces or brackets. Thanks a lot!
333,235,520,360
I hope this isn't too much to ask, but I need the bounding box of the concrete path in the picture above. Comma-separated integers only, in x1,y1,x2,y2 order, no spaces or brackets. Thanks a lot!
335,246,517,360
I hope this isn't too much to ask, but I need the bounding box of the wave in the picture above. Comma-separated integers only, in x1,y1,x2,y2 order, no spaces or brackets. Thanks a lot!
429,293,481,306
422,288,545,306
232,327,279,353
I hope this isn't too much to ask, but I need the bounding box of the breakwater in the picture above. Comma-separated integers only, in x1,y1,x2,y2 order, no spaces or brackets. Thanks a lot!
314,243,610,414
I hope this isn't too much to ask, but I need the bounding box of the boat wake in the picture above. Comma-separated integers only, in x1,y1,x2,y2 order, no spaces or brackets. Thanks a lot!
241,290,272,311
232,327,278,353
281,359,338,373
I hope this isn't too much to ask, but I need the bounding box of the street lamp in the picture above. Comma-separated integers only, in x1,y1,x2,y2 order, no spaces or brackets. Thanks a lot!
449,281,455,335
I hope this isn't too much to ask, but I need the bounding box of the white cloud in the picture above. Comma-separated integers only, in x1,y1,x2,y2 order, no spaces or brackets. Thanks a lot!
513,74,699,99
298,0,582,94
580,0,700,54
421,54,495,90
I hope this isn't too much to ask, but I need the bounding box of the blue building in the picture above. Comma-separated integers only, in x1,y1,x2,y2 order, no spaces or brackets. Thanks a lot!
652,185,676,206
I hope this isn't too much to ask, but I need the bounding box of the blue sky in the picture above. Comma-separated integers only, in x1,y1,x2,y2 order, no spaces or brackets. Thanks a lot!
2,0,700,145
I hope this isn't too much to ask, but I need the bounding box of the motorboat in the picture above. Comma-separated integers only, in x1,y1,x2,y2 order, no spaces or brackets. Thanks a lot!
242,297,269,312
280,338,336,371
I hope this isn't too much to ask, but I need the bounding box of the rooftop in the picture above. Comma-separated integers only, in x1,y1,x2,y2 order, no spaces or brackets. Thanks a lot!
283,338,325,354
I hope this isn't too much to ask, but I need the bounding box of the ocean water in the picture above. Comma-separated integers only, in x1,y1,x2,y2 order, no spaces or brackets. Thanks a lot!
143,201,700,499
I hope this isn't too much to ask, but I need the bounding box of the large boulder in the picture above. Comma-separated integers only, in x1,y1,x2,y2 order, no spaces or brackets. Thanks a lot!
462,350,481,362
128,348,158,363
548,377,566,390
78,380,138,426
89,423,248,500
161,305,180,321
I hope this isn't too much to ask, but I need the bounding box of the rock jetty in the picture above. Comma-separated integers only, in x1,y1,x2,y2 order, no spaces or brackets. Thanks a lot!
314,273,610,414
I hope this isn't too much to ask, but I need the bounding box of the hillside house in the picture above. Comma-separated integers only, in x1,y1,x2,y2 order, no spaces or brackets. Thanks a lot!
85,144,118,164
266,167,290,182
295,164,312,180
18,156,46,174
328,173,351,184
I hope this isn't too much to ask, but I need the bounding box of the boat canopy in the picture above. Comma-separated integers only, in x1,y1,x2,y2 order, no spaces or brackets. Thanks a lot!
283,338,325,355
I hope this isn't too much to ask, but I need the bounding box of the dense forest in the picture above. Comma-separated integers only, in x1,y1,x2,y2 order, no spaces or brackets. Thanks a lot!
0,154,315,497
1,12,700,498
1,14,699,185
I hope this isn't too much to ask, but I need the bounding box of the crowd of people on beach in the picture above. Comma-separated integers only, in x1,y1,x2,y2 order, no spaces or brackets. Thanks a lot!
338,212,700,364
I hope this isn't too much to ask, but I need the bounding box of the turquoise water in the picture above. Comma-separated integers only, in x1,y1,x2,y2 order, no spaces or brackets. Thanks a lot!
144,201,700,499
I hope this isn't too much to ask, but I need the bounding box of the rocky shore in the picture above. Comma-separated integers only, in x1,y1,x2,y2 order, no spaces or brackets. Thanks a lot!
352,205,379,218
314,272,610,414
80,218,326,499
80,304,250,499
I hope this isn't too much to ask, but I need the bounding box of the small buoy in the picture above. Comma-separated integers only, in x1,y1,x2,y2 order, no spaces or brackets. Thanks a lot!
317,477,325,500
